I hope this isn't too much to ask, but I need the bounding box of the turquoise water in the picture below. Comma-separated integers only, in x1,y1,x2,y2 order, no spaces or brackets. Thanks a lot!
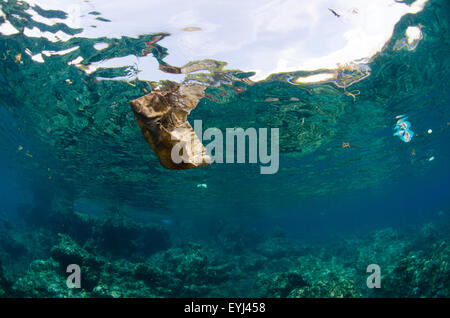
0,0,449,297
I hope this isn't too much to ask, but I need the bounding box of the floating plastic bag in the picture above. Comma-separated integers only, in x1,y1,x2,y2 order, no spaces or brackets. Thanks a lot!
394,115,414,142
129,82,211,169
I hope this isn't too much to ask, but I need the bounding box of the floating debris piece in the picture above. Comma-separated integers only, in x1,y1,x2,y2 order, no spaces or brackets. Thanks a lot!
344,89,360,102
18,145,23,151
264,97,279,102
342,142,359,148
197,183,208,188
182,26,202,32
287,62,369,102
427,129,432,134
15,53,22,63
290,97,300,101
394,115,414,142
129,82,211,169
328,8,341,18
65,79,73,85
428,156,435,161
333,62,371,89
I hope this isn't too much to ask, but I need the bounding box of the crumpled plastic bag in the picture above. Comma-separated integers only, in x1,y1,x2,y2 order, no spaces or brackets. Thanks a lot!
129,83,211,169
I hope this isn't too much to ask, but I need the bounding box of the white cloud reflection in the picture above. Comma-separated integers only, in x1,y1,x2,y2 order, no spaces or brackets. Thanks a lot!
19,0,428,82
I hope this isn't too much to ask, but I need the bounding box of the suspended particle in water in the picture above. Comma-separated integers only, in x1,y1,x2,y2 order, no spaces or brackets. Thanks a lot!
15,53,22,63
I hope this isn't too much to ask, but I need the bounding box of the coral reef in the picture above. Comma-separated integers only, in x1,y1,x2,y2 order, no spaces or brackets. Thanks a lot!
19,200,171,260
383,240,450,297
0,261,12,297
1,203,449,298
90,213,171,259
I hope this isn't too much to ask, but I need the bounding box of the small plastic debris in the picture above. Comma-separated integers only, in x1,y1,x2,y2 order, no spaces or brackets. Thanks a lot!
15,53,22,63
428,156,434,162
328,8,341,17
342,142,359,148
18,145,23,151
197,183,208,189
394,115,414,142
344,89,360,101
427,129,432,134
334,62,371,88
182,27,202,32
